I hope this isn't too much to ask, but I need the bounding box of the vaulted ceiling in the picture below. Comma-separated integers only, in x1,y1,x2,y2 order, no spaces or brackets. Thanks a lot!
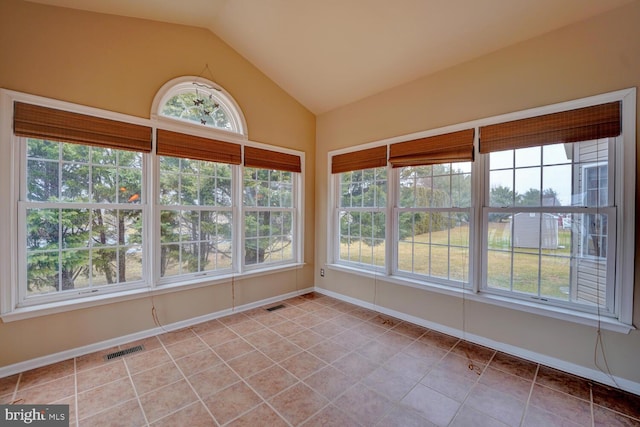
27,0,635,114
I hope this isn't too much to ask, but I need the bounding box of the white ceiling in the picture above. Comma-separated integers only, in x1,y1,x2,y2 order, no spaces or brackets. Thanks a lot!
27,0,635,114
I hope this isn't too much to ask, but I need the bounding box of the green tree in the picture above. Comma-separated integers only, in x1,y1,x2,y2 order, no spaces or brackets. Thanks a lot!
339,167,387,247
396,165,469,240
26,139,142,293
159,158,233,275
162,92,230,129
243,168,294,264
520,188,541,206
489,185,517,222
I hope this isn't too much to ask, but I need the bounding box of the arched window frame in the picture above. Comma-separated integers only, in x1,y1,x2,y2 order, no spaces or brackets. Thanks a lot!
151,76,248,139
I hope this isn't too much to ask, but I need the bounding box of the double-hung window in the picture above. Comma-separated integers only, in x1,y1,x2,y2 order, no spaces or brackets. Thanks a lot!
480,102,622,314
390,129,475,286
243,146,301,268
14,102,152,306
332,146,388,270
156,129,240,281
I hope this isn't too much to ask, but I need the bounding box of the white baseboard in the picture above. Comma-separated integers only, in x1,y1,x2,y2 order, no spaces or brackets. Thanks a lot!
314,287,640,397
0,287,314,379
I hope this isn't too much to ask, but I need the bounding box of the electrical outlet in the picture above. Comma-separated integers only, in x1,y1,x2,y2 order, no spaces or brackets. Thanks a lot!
320,268,325,277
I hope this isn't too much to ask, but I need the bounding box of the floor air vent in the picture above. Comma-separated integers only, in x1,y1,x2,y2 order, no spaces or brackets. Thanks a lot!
265,304,286,312
104,345,144,361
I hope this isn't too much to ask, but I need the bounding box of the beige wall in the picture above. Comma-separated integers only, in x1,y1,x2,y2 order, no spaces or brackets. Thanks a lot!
0,0,315,367
316,2,640,384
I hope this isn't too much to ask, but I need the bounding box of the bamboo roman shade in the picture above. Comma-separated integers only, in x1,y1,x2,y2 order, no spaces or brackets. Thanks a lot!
244,146,301,173
479,101,621,154
14,102,152,152
388,129,475,168
331,146,387,174
156,129,241,164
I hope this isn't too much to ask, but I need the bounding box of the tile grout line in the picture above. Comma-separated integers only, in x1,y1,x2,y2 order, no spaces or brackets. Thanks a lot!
121,349,151,427
73,358,79,427
519,363,540,427
200,317,305,426
156,332,220,426
590,383,595,427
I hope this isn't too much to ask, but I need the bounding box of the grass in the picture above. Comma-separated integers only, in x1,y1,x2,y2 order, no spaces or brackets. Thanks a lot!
340,223,580,301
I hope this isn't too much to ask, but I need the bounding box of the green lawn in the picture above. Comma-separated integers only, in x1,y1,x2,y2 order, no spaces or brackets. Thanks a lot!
340,223,574,300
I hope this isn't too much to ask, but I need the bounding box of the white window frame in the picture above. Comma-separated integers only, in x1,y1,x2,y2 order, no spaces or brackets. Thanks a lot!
333,166,388,272
156,156,235,284
580,162,611,259
1,84,304,321
151,76,248,138
327,88,635,331
393,163,473,288
241,164,301,271
17,138,149,307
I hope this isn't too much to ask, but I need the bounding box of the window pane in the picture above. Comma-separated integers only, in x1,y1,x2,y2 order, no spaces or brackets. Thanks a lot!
90,248,118,286
160,171,180,205
27,160,59,201
489,170,514,207
28,138,59,160
397,211,468,283
486,208,609,307
119,169,142,204
61,209,91,249
62,163,89,201
512,253,539,295
179,173,197,205
161,91,232,130
243,210,294,266
487,250,511,290
515,146,540,168
515,167,541,206
160,244,180,277
27,208,60,250
542,164,571,206
27,252,59,295
490,150,513,170
92,166,117,203
340,168,386,209
339,209,385,267
543,143,571,165
540,255,570,301
487,217,511,250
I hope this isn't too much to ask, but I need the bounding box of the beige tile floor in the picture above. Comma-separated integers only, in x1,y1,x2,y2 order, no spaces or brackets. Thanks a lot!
1,292,639,426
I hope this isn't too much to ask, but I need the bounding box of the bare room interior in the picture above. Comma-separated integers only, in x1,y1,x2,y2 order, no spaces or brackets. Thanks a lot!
1,0,639,425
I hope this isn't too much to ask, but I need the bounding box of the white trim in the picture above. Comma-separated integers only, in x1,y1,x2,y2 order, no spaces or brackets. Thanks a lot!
617,88,636,325
0,286,313,379
314,287,640,396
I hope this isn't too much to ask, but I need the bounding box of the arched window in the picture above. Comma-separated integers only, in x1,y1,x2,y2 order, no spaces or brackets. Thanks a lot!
152,76,247,137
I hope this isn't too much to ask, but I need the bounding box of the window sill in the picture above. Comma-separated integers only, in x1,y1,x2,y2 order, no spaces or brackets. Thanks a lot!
1,263,306,323
325,263,635,334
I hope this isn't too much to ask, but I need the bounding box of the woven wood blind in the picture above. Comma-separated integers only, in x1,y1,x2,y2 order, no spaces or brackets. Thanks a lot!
156,129,241,164
331,146,387,174
388,129,475,168
14,102,152,152
244,146,301,173
479,102,621,154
